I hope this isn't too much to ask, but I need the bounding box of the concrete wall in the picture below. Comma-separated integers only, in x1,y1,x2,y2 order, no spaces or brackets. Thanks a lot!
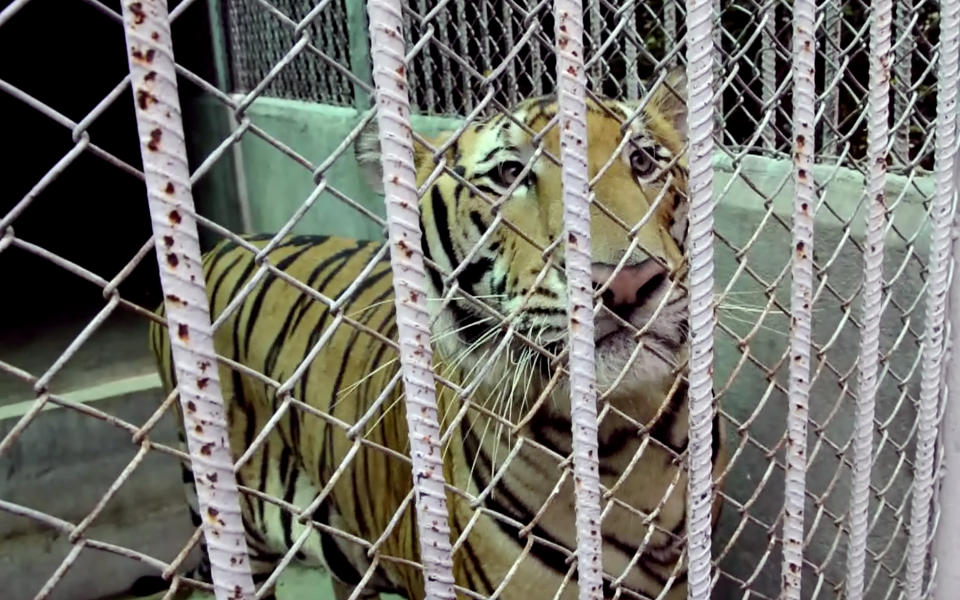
1,97,935,599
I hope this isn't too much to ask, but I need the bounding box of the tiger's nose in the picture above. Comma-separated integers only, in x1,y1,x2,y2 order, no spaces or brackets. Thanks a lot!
592,259,668,318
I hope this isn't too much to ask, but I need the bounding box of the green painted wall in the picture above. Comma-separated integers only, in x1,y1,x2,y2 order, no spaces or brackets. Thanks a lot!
198,98,461,241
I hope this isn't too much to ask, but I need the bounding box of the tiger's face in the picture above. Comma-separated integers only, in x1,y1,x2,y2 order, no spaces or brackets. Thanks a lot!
358,70,690,404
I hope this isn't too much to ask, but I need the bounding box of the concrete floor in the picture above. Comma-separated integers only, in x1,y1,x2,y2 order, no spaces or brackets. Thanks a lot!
117,566,339,600
0,309,156,406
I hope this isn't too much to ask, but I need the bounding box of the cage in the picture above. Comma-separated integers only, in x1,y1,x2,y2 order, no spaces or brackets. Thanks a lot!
1,0,958,599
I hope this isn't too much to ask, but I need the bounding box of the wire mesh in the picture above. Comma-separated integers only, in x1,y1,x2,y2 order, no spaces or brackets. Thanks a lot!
0,1,957,600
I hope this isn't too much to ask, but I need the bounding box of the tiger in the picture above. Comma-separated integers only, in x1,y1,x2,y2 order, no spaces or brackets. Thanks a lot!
146,67,726,600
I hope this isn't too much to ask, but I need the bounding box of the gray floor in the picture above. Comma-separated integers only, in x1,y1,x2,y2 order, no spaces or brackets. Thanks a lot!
115,567,337,600
0,309,156,405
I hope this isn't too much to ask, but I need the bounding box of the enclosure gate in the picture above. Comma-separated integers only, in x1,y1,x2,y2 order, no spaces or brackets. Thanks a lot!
1,0,959,599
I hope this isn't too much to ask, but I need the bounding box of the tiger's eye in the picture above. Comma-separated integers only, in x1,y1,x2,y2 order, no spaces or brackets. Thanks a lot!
630,149,657,178
496,161,524,187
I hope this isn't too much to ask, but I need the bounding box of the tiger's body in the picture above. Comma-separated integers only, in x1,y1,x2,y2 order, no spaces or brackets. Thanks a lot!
149,69,726,600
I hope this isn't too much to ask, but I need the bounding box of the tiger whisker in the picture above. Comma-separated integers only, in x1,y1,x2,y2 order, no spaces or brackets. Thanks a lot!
335,316,495,403
718,313,793,338
346,294,507,318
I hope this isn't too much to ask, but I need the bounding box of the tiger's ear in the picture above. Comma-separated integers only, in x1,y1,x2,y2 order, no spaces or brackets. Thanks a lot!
355,118,386,195
646,66,688,139
354,118,452,195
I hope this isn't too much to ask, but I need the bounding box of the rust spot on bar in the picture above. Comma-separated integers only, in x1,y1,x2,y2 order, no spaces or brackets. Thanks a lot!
201,443,213,455
165,293,185,306
168,210,181,225
136,90,157,110
144,71,157,82
207,506,219,518
129,2,145,25
410,290,419,302
166,253,179,267
148,128,162,151
199,361,211,372
151,31,160,41
186,400,197,412
165,182,175,194
177,323,189,341
197,377,209,389
207,472,218,482
162,235,174,247
397,239,413,258
145,49,155,63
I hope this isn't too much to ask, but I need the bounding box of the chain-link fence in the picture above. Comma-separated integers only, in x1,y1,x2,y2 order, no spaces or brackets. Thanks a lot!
1,0,958,599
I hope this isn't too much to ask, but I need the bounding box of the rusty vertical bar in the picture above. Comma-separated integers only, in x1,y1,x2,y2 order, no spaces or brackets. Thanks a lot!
893,0,914,163
760,0,777,150
365,1,457,599
843,0,892,597
554,2,604,599
822,0,842,157
781,0,817,595
684,0,717,596
664,0,677,69
906,0,960,595
933,138,960,599
625,7,639,101
120,2,256,599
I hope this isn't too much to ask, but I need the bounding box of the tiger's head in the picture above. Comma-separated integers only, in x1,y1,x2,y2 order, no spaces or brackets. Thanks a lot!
357,69,690,407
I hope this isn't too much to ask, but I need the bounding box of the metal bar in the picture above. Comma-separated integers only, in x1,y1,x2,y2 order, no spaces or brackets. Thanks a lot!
822,0,842,157
205,0,232,92
712,0,722,139
120,2,255,599
684,0,717,596
893,0,914,163
844,0,892,596
418,0,437,112
346,0,373,109
530,0,544,97
760,0,777,150
906,0,960,594
933,137,960,599
438,8,455,112
365,1,457,599
456,0,472,108
589,0,602,89
781,0,818,595
624,5,639,101
664,0,677,68
504,1,519,105
554,2,603,599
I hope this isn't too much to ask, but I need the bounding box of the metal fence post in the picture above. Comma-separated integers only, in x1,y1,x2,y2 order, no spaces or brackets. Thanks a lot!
843,0,892,597
365,1,457,598
782,0,818,595
906,0,960,595
684,0,718,595
934,139,960,598
554,2,604,599
121,1,256,599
